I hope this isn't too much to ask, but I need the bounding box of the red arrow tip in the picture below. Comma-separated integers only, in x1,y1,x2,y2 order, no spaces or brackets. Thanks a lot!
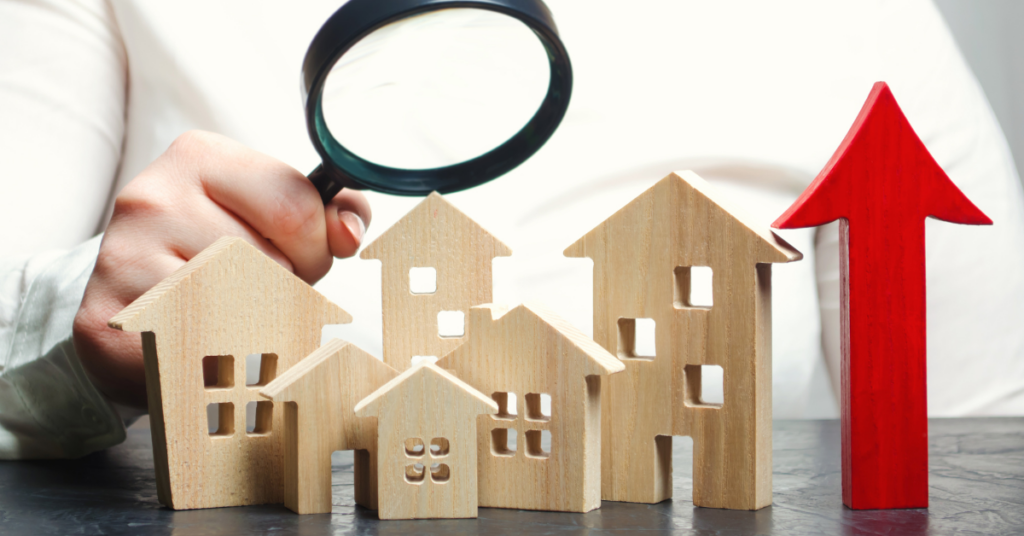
773,82,992,229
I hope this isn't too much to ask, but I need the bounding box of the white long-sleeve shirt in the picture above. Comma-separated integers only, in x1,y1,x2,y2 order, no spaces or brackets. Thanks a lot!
2,0,1023,459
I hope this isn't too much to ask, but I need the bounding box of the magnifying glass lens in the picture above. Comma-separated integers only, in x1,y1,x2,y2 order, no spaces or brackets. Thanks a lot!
303,0,571,198
320,9,550,170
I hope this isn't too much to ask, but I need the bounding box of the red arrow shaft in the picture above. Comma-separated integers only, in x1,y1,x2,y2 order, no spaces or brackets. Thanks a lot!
841,216,929,509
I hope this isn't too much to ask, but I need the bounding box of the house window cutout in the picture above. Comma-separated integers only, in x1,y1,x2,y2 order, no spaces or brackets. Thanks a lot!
207,402,234,437
405,438,425,457
203,355,234,389
525,429,551,459
491,428,517,456
245,401,273,435
409,267,437,294
525,393,551,422
411,355,438,368
430,463,450,483
437,311,465,338
405,463,426,484
684,364,724,407
245,353,278,387
430,437,450,457
674,266,713,308
492,392,517,420
617,318,656,360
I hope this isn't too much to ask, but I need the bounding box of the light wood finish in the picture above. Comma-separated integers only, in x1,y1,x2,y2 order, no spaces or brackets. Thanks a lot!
108,237,351,510
259,339,399,514
774,82,992,509
437,303,624,512
565,171,801,510
354,363,498,520
360,192,511,371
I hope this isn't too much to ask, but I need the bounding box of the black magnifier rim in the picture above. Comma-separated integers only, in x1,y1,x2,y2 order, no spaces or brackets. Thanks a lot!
302,0,572,197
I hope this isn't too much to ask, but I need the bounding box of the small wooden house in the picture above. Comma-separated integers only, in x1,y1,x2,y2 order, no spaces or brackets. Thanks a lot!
108,237,351,510
436,302,624,513
360,192,511,371
565,171,802,510
354,363,498,520
259,339,399,514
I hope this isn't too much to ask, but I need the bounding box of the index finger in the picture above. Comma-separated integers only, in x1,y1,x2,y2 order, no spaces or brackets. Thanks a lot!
171,131,333,283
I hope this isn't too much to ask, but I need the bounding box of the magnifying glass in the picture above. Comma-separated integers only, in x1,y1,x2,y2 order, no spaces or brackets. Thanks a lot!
301,0,573,202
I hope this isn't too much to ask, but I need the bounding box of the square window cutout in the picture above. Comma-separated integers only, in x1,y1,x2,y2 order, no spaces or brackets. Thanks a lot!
409,267,437,294
437,311,465,338
525,393,551,421
245,353,278,387
405,463,425,484
430,463,450,483
405,437,425,457
430,437,450,457
245,401,273,435
207,402,234,437
617,318,656,359
490,428,517,456
492,392,517,420
684,364,724,407
411,356,438,368
203,355,234,389
674,266,713,308
525,429,551,458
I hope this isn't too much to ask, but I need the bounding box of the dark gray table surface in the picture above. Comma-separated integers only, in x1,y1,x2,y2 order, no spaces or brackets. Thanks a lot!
1,418,1022,535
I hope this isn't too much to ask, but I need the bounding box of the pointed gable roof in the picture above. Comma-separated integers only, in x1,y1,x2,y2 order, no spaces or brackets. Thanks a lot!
259,339,395,402
108,237,350,332
359,192,511,261
564,171,801,265
354,363,498,418
444,303,624,377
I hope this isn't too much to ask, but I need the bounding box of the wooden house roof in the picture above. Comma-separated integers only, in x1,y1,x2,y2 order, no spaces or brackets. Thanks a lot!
359,192,511,261
259,339,395,402
108,236,350,332
564,171,802,265
354,363,497,418
440,302,624,377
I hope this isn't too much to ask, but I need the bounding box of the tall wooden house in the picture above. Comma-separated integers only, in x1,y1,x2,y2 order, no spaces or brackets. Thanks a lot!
259,339,399,514
360,192,511,371
564,171,802,510
108,237,351,510
437,302,624,513
354,363,498,520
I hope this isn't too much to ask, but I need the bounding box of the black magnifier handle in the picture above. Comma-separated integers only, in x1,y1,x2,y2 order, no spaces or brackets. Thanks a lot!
308,163,362,205
301,0,573,200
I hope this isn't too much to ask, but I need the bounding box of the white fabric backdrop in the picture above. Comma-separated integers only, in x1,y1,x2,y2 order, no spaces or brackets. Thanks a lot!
1,1,1022,457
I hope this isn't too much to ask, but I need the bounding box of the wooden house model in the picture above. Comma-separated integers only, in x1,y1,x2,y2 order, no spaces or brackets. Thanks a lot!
360,192,511,371
108,237,351,510
354,362,498,520
437,302,625,513
564,171,802,510
259,339,399,514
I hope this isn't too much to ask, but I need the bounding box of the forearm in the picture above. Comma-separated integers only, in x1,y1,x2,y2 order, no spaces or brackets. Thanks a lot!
0,237,126,459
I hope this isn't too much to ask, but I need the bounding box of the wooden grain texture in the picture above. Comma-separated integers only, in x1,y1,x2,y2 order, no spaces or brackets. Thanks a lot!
436,302,624,513
108,237,351,510
354,363,498,520
773,82,992,510
259,339,399,514
360,192,511,372
565,171,801,510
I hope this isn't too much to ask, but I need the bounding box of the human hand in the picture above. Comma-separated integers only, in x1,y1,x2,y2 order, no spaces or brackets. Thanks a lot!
72,131,371,408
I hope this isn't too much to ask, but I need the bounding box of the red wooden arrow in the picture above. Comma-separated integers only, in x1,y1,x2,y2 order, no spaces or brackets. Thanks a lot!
773,82,992,509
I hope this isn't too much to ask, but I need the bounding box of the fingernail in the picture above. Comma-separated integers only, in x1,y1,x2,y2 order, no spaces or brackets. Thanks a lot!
338,210,365,243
